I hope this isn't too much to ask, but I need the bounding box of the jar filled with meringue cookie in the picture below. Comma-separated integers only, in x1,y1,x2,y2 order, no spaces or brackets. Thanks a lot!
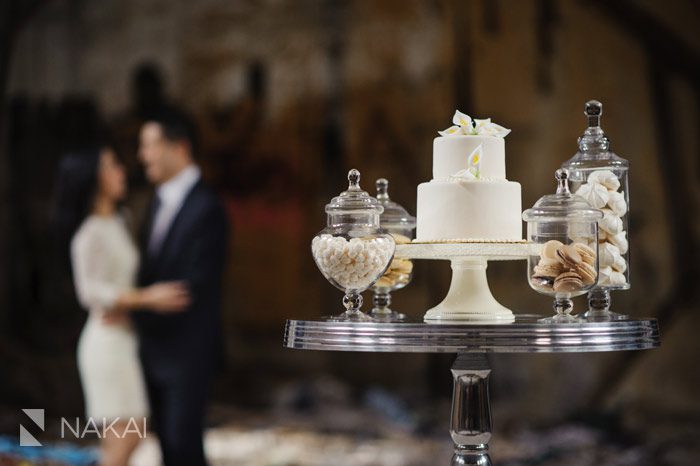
562,100,631,320
370,178,416,321
311,169,396,322
522,169,604,323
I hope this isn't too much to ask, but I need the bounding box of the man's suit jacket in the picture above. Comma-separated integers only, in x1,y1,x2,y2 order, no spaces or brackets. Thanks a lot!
132,181,228,381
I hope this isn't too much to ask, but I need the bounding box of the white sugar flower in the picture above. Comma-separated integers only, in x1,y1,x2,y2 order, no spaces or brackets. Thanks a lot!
453,110,473,130
451,168,478,181
438,125,464,137
483,122,511,137
450,145,482,181
477,120,511,137
468,144,482,172
439,110,511,137
474,118,491,131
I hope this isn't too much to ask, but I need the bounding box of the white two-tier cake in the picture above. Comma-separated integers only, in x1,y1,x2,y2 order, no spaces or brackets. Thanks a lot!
412,111,524,322
416,111,522,242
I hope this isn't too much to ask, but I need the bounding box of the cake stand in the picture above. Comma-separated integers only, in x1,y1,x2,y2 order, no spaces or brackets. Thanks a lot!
284,316,660,465
395,242,534,323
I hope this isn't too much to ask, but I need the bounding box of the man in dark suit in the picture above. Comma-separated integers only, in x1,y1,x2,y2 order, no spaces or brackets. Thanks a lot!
133,108,227,466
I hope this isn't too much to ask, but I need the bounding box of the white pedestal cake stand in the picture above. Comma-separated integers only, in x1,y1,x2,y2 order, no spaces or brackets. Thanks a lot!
284,317,661,465
395,242,533,323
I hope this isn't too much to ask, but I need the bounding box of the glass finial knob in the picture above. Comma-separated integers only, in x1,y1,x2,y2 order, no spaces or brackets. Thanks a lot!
348,169,361,189
555,168,571,194
585,100,602,127
376,178,389,200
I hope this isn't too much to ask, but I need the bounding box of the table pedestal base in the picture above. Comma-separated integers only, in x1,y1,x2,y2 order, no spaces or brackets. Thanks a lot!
450,353,493,466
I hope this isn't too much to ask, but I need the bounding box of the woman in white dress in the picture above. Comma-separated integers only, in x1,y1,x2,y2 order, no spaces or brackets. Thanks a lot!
55,146,189,466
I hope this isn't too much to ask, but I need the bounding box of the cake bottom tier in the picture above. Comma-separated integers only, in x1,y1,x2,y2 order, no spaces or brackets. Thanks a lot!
416,179,522,241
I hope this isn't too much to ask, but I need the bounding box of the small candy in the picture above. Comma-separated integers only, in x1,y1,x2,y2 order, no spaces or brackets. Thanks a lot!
312,234,394,290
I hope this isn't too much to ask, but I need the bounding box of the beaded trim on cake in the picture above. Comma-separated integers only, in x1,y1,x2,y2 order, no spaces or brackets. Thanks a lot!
411,238,528,244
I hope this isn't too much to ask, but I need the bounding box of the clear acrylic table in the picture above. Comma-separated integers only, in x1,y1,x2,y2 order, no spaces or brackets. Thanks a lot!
284,315,660,465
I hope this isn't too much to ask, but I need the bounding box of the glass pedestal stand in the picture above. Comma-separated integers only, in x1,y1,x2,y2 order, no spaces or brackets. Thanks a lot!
398,242,533,323
284,317,660,465
583,287,630,321
370,291,406,321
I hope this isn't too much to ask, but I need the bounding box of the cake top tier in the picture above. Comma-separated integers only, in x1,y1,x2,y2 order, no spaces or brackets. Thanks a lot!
433,136,506,180
432,110,511,180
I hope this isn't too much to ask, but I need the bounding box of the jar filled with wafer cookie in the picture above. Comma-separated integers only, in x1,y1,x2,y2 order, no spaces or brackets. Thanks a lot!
562,100,631,320
522,169,603,323
370,178,416,321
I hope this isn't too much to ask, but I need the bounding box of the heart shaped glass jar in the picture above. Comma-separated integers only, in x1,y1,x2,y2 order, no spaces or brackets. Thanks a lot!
311,169,396,321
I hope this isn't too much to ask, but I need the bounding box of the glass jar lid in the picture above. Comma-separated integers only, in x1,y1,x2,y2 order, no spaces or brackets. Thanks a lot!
522,169,603,222
562,100,629,168
375,178,416,229
326,169,385,215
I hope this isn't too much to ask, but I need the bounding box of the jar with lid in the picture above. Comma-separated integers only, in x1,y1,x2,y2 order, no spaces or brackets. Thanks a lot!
370,178,416,321
311,169,396,321
561,100,630,320
522,169,603,323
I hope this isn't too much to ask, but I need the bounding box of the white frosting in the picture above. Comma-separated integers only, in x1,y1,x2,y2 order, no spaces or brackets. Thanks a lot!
433,136,505,180
416,180,522,241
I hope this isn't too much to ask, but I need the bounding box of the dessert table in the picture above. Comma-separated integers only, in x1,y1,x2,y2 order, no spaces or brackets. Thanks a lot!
284,316,660,465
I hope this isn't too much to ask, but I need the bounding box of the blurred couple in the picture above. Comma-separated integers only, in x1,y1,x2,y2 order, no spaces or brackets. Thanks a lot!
54,109,227,466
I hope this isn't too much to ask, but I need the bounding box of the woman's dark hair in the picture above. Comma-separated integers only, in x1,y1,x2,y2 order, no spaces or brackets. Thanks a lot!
52,145,104,249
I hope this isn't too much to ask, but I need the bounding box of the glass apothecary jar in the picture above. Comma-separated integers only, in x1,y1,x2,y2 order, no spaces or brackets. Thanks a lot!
370,178,416,321
311,169,396,321
522,169,603,323
562,100,630,320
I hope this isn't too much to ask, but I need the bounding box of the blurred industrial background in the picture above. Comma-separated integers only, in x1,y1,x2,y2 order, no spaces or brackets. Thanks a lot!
1,0,699,464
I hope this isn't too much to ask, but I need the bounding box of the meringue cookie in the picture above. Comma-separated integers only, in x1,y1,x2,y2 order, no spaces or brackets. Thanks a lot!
599,242,621,268
612,254,627,273
599,210,623,235
597,228,609,243
607,190,628,217
598,266,613,286
576,182,609,209
609,230,629,254
610,271,627,286
588,170,621,191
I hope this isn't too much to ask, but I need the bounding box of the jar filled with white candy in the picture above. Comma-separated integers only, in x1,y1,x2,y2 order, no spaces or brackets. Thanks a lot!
562,100,631,320
522,169,603,323
311,169,395,321
370,178,416,321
